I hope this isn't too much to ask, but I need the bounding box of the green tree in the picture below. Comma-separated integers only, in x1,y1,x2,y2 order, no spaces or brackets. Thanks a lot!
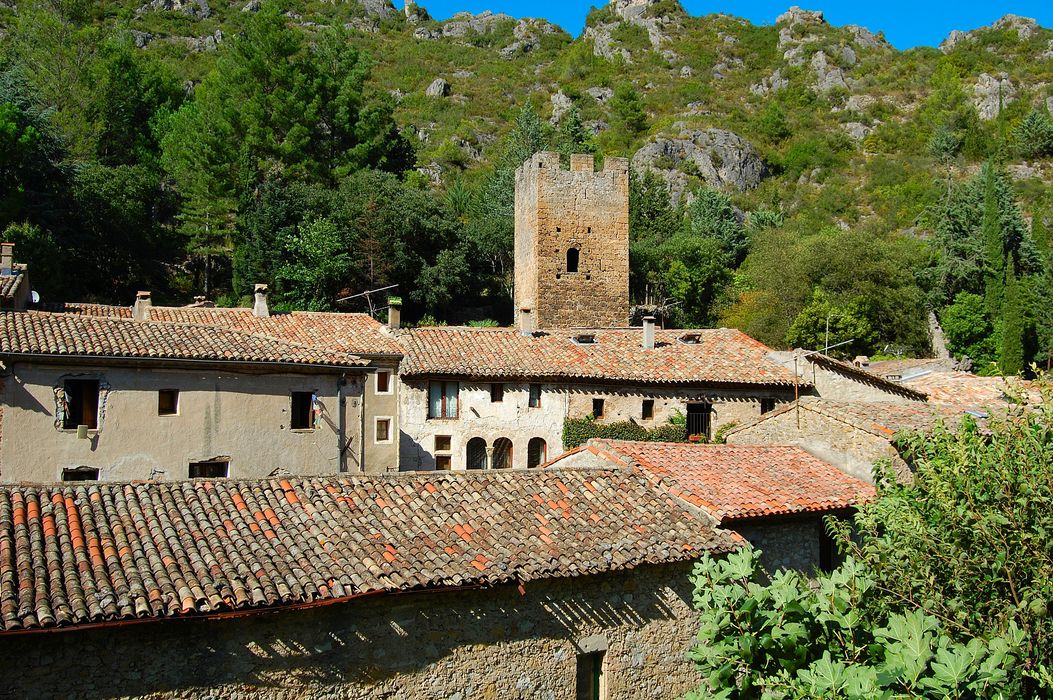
998,262,1028,375
610,82,647,137
683,189,748,266
785,287,876,356
274,217,351,311
941,292,997,367
1013,109,1053,159
555,104,595,160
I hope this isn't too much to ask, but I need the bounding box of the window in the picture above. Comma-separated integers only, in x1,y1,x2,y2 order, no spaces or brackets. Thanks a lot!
435,455,452,471
490,383,504,403
189,460,228,478
466,437,487,470
62,466,99,482
62,379,100,430
528,384,542,408
291,392,315,430
576,651,605,700
592,398,605,418
527,438,547,468
566,248,580,273
492,438,513,469
678,333,701,345
435,435,452,451
572,333,597,345
428,381,459,419
158,389,179,416
760,398,776,414
375,417,392,443
687,403,713,440
375,371,392,394
642,399,654,420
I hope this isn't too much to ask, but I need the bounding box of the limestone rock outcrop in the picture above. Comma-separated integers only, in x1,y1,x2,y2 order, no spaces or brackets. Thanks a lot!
973,72,1016,121
425,78,450,98
940,14,1040,53
136,0,209,19
550,91,573,124
584,0,683,61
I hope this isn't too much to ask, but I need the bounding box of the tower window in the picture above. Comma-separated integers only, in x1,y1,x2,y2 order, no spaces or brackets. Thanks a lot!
566,248,580,273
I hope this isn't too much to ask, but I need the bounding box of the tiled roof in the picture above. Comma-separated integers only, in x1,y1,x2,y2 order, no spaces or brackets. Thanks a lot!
0,265,25,303
726,397,978,440
0,470,736,632
398,327,802,386
864,358,956,380
557,440,874,522
0,310,368,368
804,353,929,401
42,303,403,357
899,371,1036,408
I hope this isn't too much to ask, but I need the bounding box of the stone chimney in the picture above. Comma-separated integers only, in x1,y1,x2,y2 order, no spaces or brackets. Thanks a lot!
253,284,269,318
519,307,535,336
387,296,402,330
0,242,13,276
132,291,152,321
642,316,656,350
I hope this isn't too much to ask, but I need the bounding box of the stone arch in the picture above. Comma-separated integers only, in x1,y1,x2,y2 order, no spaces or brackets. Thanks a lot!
466,437,487,470
527,437,547,468
492,437,513,469
566,247,580,273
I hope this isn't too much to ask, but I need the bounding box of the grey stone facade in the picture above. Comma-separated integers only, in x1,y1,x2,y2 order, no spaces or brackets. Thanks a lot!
0,562,706,700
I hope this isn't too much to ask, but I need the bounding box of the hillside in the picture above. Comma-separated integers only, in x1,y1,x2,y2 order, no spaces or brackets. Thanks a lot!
2,0,1053,371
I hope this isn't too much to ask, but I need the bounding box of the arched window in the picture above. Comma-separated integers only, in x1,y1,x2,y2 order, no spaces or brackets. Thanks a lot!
466,437,487,470
492,438,513,469
527,438,547,468
566,248,580,273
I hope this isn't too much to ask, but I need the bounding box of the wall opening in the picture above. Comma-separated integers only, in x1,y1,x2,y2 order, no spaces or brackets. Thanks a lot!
63,379,99,429
189,459,229,479
158,389,179,416
642,399,654,420
686,403,713,440
576,650,605,700
491,383,504,403
566,248,580,273
527,437,547,468
290,392,315,429
492,438,513,469
760,398,776,414
592,398,605,418
62,466,99,482
466,437,487,470
528,384,542,408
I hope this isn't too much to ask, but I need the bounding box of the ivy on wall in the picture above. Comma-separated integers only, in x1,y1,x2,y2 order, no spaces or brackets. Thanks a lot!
562,416,688,449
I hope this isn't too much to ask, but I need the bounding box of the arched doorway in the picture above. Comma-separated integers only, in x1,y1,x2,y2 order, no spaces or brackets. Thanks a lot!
527,438,547,468
466,437,487,470
492,438,513,469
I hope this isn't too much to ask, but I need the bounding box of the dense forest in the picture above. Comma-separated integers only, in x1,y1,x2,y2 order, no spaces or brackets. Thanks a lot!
2,0,1053,373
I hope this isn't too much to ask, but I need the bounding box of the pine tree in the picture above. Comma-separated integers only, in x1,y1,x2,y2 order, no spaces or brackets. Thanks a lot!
980,163,1005,316
999,261,1026,376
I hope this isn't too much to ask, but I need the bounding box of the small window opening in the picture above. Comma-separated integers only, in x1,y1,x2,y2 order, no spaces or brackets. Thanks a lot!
62,466,99,482
291,391,315,429
642,399,654,420
528,384,542,408
566,248,580,273
376,371,391,394
572,333,596,345
466,437,487,470
492,438,513,469
687,403,713,440
436,455,452,471
678,333,701,345
760,398,776,414
491,383,504,402
189,459,229,479
527,437,547,468
592,398,605,418
435,435,452,452
576,650,605,700
63,379,100,430
158,389,179,416
375,418,391,443
428,381,459,419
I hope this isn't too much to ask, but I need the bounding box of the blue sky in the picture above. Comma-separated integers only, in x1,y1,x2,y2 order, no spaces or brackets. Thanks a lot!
415,0,1053,49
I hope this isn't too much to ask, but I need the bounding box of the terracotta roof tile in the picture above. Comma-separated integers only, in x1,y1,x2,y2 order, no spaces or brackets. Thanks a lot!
0,265,25,303
805,353,928,401
398,327,801,386
42,303,403,357
0,470,736,632
899,372,1036,409
556,440,875,522
0,310,368,368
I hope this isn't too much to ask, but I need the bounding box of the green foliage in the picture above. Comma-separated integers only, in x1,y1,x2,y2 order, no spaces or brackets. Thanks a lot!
1013,110,1053,159
610,82,647,137
683,188,749,266
941,292,997,366
785,287,876,356
562,415,687,449
687,548,1024,699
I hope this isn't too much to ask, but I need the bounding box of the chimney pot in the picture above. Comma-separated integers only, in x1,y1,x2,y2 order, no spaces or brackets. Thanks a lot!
132,291,152,321
642,316,656,350
0,242,13,276
253,284,270,318
387,296,402,330
519,307,535,336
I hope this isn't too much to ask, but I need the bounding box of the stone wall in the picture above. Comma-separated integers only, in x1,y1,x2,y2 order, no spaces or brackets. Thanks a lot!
399,377,796,470
733,516,828,573
0,562,707,700
0,362,387,482
726,405,907,484
767,351,923,404
514,151,630,329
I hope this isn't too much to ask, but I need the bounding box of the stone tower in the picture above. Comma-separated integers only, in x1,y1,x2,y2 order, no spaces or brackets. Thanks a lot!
514,152,630,329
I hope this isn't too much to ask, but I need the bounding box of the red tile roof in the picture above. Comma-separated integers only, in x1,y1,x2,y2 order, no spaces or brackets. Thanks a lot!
398,327,802,386
0,310,368,369
551,440,875,522
805,353,928,401
0,265,25,303
899,371,1036,408
0,470,736,632
43,303,403,357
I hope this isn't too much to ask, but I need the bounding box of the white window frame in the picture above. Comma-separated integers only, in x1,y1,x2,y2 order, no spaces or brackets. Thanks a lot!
375,370,394,395
374,416,394,444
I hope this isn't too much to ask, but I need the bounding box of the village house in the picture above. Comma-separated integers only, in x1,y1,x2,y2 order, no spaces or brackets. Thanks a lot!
0,468,739,699
545,439,875,572
0,250,403,481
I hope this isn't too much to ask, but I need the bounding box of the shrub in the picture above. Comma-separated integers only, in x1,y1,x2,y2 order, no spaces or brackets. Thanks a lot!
562,415,687,449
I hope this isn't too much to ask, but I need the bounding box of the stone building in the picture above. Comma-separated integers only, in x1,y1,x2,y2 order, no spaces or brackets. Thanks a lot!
0,257,403,481
514,151,630,329
725,397,980,483
767,350,929,403
0,468,738,699
546,439,874,572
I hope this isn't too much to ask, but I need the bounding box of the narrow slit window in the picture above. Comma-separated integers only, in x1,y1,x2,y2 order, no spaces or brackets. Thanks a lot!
291,392,315,429
576,651,605,700
642,399,654,420
566,248,580,273
158,389,179,416
62,466,99,482
63,379,100,430
491,383,504,402
528,384,542,408
376,371,391,394
592,398,605,418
